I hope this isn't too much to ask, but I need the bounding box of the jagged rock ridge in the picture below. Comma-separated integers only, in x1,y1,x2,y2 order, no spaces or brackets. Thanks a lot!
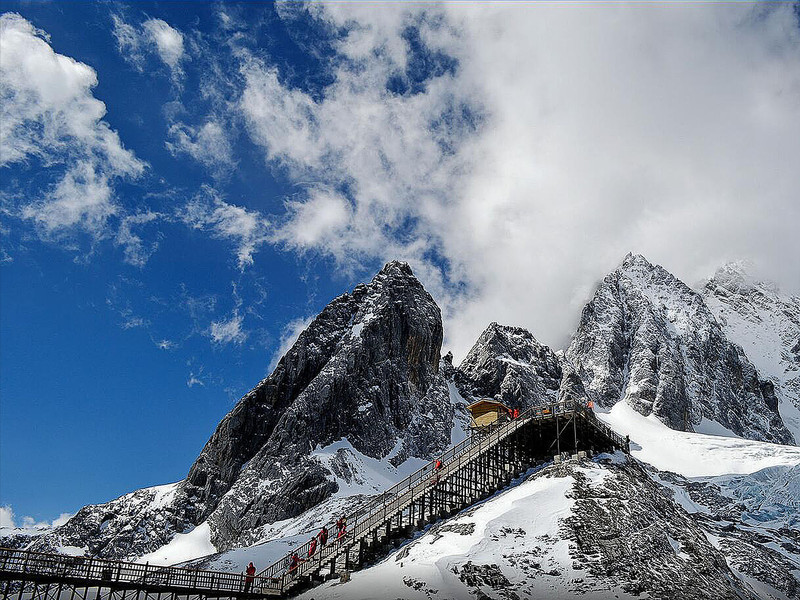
565,253,792,444
453,322,591,412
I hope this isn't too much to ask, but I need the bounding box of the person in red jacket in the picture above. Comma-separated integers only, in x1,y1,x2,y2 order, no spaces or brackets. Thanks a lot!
318,525,329,546
244,562,256,592
289,553,300,573
307,536,317,557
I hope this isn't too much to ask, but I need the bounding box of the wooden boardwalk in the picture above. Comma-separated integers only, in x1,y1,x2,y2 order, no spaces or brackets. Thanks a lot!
1,400,627,599
0,547,277,599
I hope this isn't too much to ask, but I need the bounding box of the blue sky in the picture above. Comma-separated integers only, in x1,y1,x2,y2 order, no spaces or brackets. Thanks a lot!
0,2,384,523
2,3,800,525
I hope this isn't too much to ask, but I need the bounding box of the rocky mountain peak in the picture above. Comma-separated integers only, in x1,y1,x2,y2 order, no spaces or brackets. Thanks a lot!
31,260,456,557
620,251,655,270
702,264,800,445
567,253,792,445
378,259,415,278
706,261,782,298
455,322,564,409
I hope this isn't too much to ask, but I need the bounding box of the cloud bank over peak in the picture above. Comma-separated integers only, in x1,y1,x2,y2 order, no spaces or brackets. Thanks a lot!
237,3,800,357
4,4,800,362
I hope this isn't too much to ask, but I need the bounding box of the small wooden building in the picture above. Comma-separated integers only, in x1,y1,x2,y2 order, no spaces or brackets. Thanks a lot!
467,399,511,429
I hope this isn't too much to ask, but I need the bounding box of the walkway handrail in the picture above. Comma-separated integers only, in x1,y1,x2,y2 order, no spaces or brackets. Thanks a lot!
260,397,623,585
0,547,281,594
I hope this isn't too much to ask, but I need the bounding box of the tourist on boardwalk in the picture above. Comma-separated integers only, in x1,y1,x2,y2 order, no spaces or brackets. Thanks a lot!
431,459,443,486
244,562,256,592
336,517,348,542
308,536,317,557
288,553,301,573
318,525,329,546
336,516,347,535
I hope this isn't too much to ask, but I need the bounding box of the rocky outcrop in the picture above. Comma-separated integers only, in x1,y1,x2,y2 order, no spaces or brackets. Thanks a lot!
454,323,569,409
202,262,454,547
31,261,455,557
653,463,800,600
29,254,796,572
565,253,792,444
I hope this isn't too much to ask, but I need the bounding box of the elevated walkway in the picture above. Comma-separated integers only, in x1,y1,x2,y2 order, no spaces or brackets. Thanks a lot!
258,399,627,596
0,547,272,599
1,400,626,599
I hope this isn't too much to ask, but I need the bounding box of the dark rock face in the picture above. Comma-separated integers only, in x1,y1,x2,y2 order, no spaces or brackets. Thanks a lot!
454,323,570,409
31,261,455,557
192,260,452,548
565,254,792,444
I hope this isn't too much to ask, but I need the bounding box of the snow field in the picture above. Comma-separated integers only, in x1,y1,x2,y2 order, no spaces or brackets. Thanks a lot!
598,401,800,478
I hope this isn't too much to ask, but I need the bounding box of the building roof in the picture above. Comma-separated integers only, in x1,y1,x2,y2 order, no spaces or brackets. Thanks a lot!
467,399,510,413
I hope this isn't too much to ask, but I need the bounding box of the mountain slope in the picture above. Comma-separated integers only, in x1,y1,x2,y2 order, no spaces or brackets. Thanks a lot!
295,454,762,600
565,253,792,445
702,263,800,445
30,261,457,559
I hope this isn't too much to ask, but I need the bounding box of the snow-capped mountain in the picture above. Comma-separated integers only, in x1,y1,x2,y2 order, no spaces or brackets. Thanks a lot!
565,253,793,445
702,263,800,446
22,256,800,599
30,261,461,559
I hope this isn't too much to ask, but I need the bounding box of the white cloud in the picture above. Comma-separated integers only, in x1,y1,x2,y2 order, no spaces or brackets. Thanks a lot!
111,14,145,71
111,15,185,82
51,512,73,528
274,189,351,250
0,504,73,531
115,211,161,267
186,372,205,387
166,119,235,174
182,187,270,269
0,506,14,528
142,18,185,80
21,161,115,234
1,12,144,240
209,313,247,344
240,4,800,358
